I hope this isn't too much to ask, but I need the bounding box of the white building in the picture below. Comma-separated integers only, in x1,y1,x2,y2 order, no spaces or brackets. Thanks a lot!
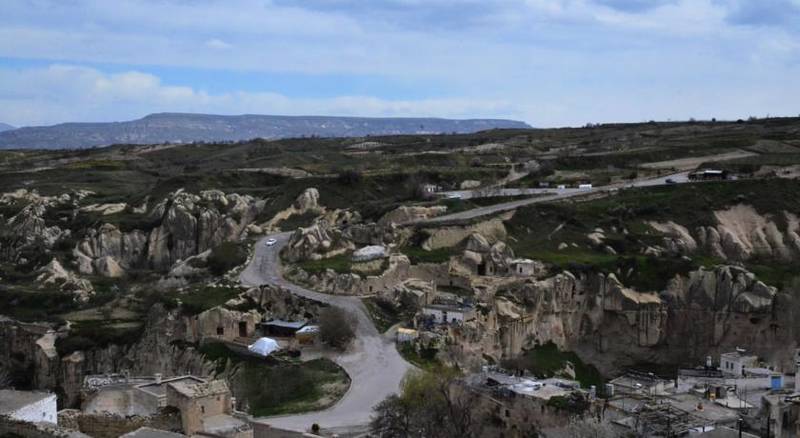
720,351,758,377
422,304,476,324
0,389,57,425
510,259,536,277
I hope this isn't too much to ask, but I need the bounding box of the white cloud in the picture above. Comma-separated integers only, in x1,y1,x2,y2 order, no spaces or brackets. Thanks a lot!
0,65,524,127
0,0,798,126
205,38,232,50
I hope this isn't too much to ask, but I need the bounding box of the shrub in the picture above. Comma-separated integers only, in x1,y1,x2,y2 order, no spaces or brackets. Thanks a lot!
207,241,247,275
318,307,357,350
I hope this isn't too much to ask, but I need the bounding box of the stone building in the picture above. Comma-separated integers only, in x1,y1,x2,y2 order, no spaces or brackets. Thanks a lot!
0,389,57,425
166,379,252,438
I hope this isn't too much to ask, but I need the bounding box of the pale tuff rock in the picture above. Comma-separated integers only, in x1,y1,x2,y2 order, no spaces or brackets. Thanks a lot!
262,187,324,230
75,189,264,273
378,205,447,226
79,203,127,216
460,180,481,189
36,258,95,302
284,218,355,262
94,256,125,278
167,250,211,278
74,224,148,275
7,202,70,251
649,205,800,261
646,221,698,254
665,265,777,313
586,231,605,247
421,216,509,250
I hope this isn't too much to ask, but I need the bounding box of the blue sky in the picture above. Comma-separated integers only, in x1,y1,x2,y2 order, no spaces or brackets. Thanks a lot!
0,0,798,127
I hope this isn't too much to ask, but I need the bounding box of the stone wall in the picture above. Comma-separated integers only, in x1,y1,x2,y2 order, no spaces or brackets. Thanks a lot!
58,409,182,438
0,414,90,438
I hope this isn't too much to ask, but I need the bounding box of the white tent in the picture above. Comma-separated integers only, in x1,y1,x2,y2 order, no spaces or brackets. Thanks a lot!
248,337,280,357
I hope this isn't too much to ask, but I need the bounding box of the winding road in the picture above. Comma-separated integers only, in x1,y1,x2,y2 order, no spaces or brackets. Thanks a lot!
240,232,413,433
237,170,693,432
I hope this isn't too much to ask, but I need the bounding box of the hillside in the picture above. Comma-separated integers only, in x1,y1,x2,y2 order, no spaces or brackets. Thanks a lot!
0,112,531,149
0,122,14,132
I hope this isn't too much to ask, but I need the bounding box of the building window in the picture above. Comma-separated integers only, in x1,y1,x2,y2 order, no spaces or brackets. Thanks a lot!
217,326,224,336
201,405,205,414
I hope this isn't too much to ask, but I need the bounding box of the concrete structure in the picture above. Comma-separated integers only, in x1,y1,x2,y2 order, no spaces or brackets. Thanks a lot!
510,258,536,277
720,351,758,377
421,303,476,324
166,379,252,438
0,389,57,425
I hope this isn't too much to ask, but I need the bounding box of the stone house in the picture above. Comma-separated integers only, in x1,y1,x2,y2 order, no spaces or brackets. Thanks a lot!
166,379,252,438
190,306,262,343
510,259,536,277
422,304,476,325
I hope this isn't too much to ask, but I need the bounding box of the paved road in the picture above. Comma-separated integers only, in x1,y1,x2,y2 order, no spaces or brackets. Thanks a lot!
237,170,691,432
420,171,690,223
240,232,413,433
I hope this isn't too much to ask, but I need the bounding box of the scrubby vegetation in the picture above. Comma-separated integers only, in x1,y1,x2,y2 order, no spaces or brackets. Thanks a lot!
199,342,349,416
318,307,358,350
502,342,604,388
207,241,248,275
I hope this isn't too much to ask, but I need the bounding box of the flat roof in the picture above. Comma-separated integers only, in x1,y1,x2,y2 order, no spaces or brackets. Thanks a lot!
423,304,473,312
136,376,206,397
168,379,229,399
0,390,54,413
263,319,307,329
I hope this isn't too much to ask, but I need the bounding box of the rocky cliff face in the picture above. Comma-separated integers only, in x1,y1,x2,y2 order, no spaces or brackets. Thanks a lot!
648,204,800,261
463,265,795,374
0,284,324,407
75,189,265,274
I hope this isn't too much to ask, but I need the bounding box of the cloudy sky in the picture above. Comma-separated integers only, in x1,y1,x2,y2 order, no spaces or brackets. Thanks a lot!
0,0,798,127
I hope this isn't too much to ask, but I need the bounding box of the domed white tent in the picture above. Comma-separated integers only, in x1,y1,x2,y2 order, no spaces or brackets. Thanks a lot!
248,337,280,357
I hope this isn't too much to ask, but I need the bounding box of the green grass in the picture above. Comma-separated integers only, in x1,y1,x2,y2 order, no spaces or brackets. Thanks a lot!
502,342,604,388
297,253,353,274
199,342,349,417
400,245,457,264
505,179,800,290
180,285,242,315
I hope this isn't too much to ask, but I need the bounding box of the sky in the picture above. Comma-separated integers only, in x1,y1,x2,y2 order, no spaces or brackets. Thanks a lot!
0,0,798,128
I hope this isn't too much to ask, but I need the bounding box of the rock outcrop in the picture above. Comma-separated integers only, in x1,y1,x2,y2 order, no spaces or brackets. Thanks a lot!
283,218,355,262
378,205,447,226
462,264,793,375
261,188,324,231
36,259,95,302
75,189,265,274
649,205,800,261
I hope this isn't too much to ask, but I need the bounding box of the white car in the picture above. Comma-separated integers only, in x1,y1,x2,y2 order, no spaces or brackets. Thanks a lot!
265,238,278,246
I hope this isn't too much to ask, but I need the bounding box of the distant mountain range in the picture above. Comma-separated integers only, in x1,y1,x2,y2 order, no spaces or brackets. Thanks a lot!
0,113,531,149
0,123,14,132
